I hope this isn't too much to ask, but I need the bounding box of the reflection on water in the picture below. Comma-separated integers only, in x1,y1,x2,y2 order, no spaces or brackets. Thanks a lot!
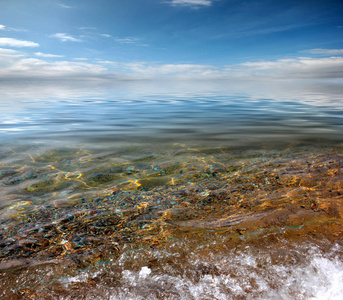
1,79,343,146
0,80,343,298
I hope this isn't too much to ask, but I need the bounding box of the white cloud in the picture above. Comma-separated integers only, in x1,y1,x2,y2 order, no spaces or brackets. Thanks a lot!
0,24,27,32
112,37,148,47
97,60,118,65
302,49,343,56
56,3,72,9
50,33,82,42
1,47,343,82
114,37,141,44
0,48,24,58
0,58,108,80
0,38,39,47
169,0,213,7
124,62,219,78
0,46,108,81
35,52,64,58
0,48,26,70
110,57,343,80
79,27,96,30
239,57,343,78
77,28,114,40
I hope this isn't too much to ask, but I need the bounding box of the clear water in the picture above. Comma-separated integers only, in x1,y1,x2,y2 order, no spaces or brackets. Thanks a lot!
0,79,343,299
1,79,343,146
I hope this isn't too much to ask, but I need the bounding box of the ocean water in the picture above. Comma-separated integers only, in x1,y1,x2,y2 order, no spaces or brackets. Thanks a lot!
1,80,343,146
0,79,343,299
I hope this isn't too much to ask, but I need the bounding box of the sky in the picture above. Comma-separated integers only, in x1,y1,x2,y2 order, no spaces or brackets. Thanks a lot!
0,0,343,82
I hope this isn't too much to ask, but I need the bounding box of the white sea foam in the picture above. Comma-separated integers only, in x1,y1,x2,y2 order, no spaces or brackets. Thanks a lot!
57,244,343,299
138,266,152,278
107,245,343,300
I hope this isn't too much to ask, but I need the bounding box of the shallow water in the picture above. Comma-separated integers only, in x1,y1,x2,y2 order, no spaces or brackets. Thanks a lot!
0,80,343,299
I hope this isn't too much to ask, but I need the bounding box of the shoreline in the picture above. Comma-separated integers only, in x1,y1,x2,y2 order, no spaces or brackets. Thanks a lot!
0,143,342,297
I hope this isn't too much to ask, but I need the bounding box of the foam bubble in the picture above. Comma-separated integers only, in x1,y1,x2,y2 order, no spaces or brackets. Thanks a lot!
54,243,343,300
108,244,343,299
139,266,151,278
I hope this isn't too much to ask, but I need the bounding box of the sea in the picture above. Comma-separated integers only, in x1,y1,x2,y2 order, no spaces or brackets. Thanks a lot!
0,79,342,299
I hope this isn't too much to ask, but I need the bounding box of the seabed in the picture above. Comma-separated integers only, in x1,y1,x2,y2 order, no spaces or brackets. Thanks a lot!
0,142,342,299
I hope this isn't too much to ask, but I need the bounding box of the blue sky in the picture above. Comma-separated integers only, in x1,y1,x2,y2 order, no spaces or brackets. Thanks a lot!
0,0,343,81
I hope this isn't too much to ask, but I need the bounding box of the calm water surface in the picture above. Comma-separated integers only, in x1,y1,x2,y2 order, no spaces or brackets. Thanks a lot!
0,80,343,299
1,80,343,146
